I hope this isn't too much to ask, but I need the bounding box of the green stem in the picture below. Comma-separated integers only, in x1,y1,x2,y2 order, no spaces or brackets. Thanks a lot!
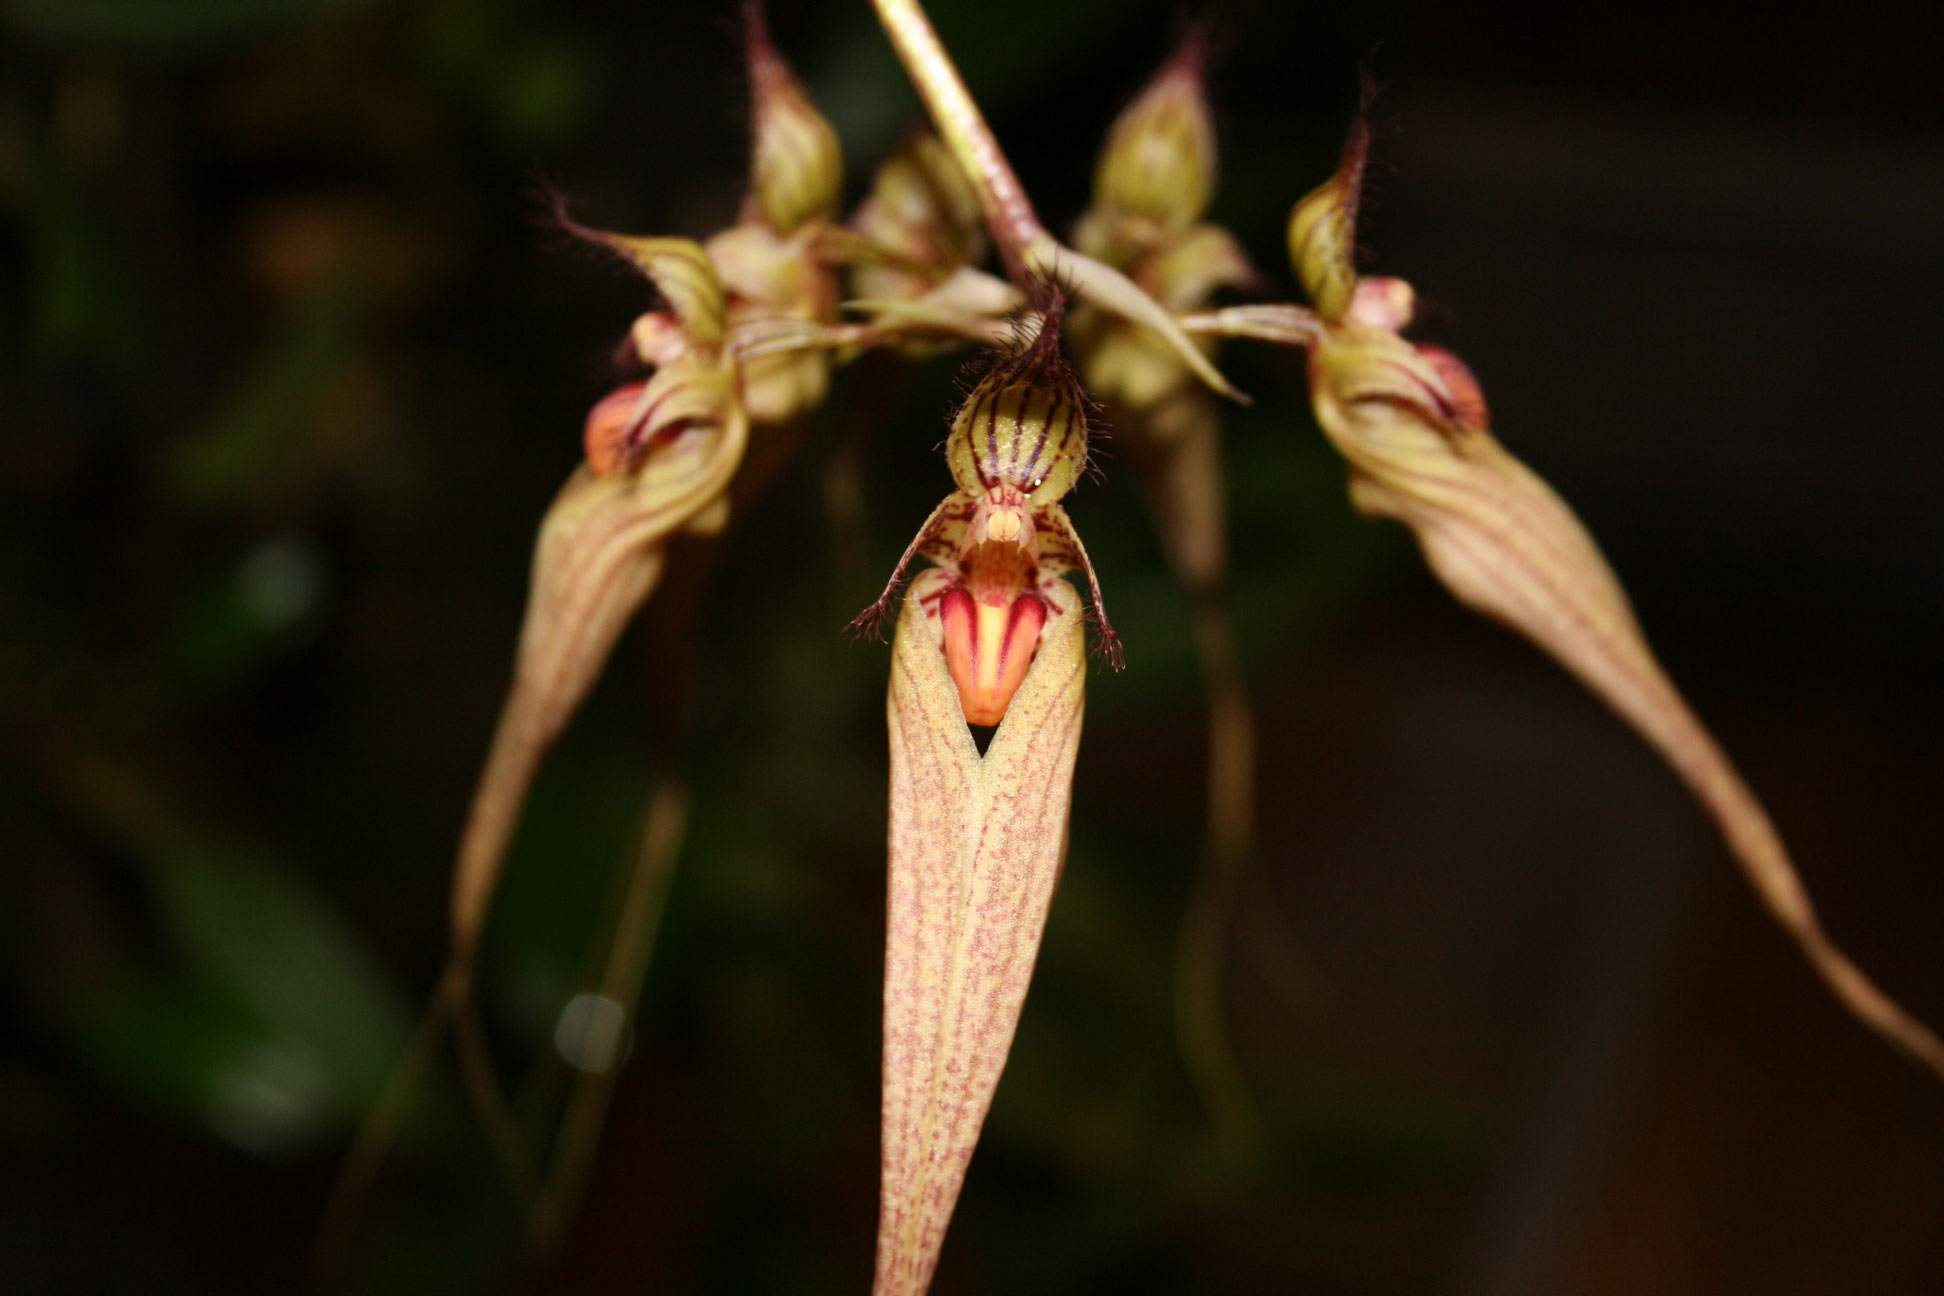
455,994,539,1205
314,976,456,1279
528,778,690,1250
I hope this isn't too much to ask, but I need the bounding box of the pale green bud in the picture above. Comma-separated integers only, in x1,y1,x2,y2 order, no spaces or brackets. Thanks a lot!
1092,41,1216,240
745,7,842,236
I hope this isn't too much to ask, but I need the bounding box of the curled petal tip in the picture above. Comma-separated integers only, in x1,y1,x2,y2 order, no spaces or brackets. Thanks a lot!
582,360,737,478
1091,619,1125,672
1287,115,1369,324
582,380,650,476
1414,344,1490,432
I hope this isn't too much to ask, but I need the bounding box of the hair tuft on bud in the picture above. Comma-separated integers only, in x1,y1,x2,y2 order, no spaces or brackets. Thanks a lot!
535,181,625,265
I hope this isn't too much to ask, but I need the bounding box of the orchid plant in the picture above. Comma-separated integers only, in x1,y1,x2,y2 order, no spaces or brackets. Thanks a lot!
327,2,1944,1291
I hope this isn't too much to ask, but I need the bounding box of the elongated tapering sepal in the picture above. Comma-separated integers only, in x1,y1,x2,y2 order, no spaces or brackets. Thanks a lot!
1028,234,1247,404
878,569,1088,1296
450,405,748,965
1307,332,1944,1080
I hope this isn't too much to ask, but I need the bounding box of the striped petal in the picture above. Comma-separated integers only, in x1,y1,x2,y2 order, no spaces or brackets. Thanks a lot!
579,234,728,350
1285,115,1366,326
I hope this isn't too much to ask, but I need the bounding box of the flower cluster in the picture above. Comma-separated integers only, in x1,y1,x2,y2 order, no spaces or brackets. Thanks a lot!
335,5,1944,1294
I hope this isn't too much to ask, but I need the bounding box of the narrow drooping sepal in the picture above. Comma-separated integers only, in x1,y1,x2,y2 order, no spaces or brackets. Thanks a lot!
878,570,1088,1296
1027,234,1247,404
449,405,749,964
1306,330,1944,1081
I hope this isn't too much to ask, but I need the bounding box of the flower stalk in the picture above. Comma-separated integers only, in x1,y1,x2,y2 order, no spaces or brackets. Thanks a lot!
1065,38,1274,1156
866,0,1045,277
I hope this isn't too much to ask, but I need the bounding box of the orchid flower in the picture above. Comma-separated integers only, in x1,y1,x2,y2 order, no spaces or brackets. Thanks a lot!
852,294,1118,1295
861,8,1944,1289
1228,113,1944,1080
329,8,862,1256
324,5,1942,1291
329,3,1086,1264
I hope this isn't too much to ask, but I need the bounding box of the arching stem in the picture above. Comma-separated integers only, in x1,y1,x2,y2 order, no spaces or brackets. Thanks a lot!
870,0,1046,280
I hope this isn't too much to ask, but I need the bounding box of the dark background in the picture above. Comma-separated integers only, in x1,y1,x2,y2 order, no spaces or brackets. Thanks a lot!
3,1,1941,1293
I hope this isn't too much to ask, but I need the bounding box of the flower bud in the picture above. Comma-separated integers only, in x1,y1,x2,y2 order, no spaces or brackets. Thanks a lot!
1287,116,1368,325
745,5,842,236
1145,224,1255,312
1092,39,1216,240
704,220,837,427
1074,318,1184,414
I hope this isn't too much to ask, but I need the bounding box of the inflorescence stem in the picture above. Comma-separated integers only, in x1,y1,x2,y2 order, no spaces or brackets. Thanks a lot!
871,0,1047,282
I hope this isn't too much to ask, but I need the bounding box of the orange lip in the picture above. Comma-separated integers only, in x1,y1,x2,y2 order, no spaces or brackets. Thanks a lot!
940,585,1047,727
